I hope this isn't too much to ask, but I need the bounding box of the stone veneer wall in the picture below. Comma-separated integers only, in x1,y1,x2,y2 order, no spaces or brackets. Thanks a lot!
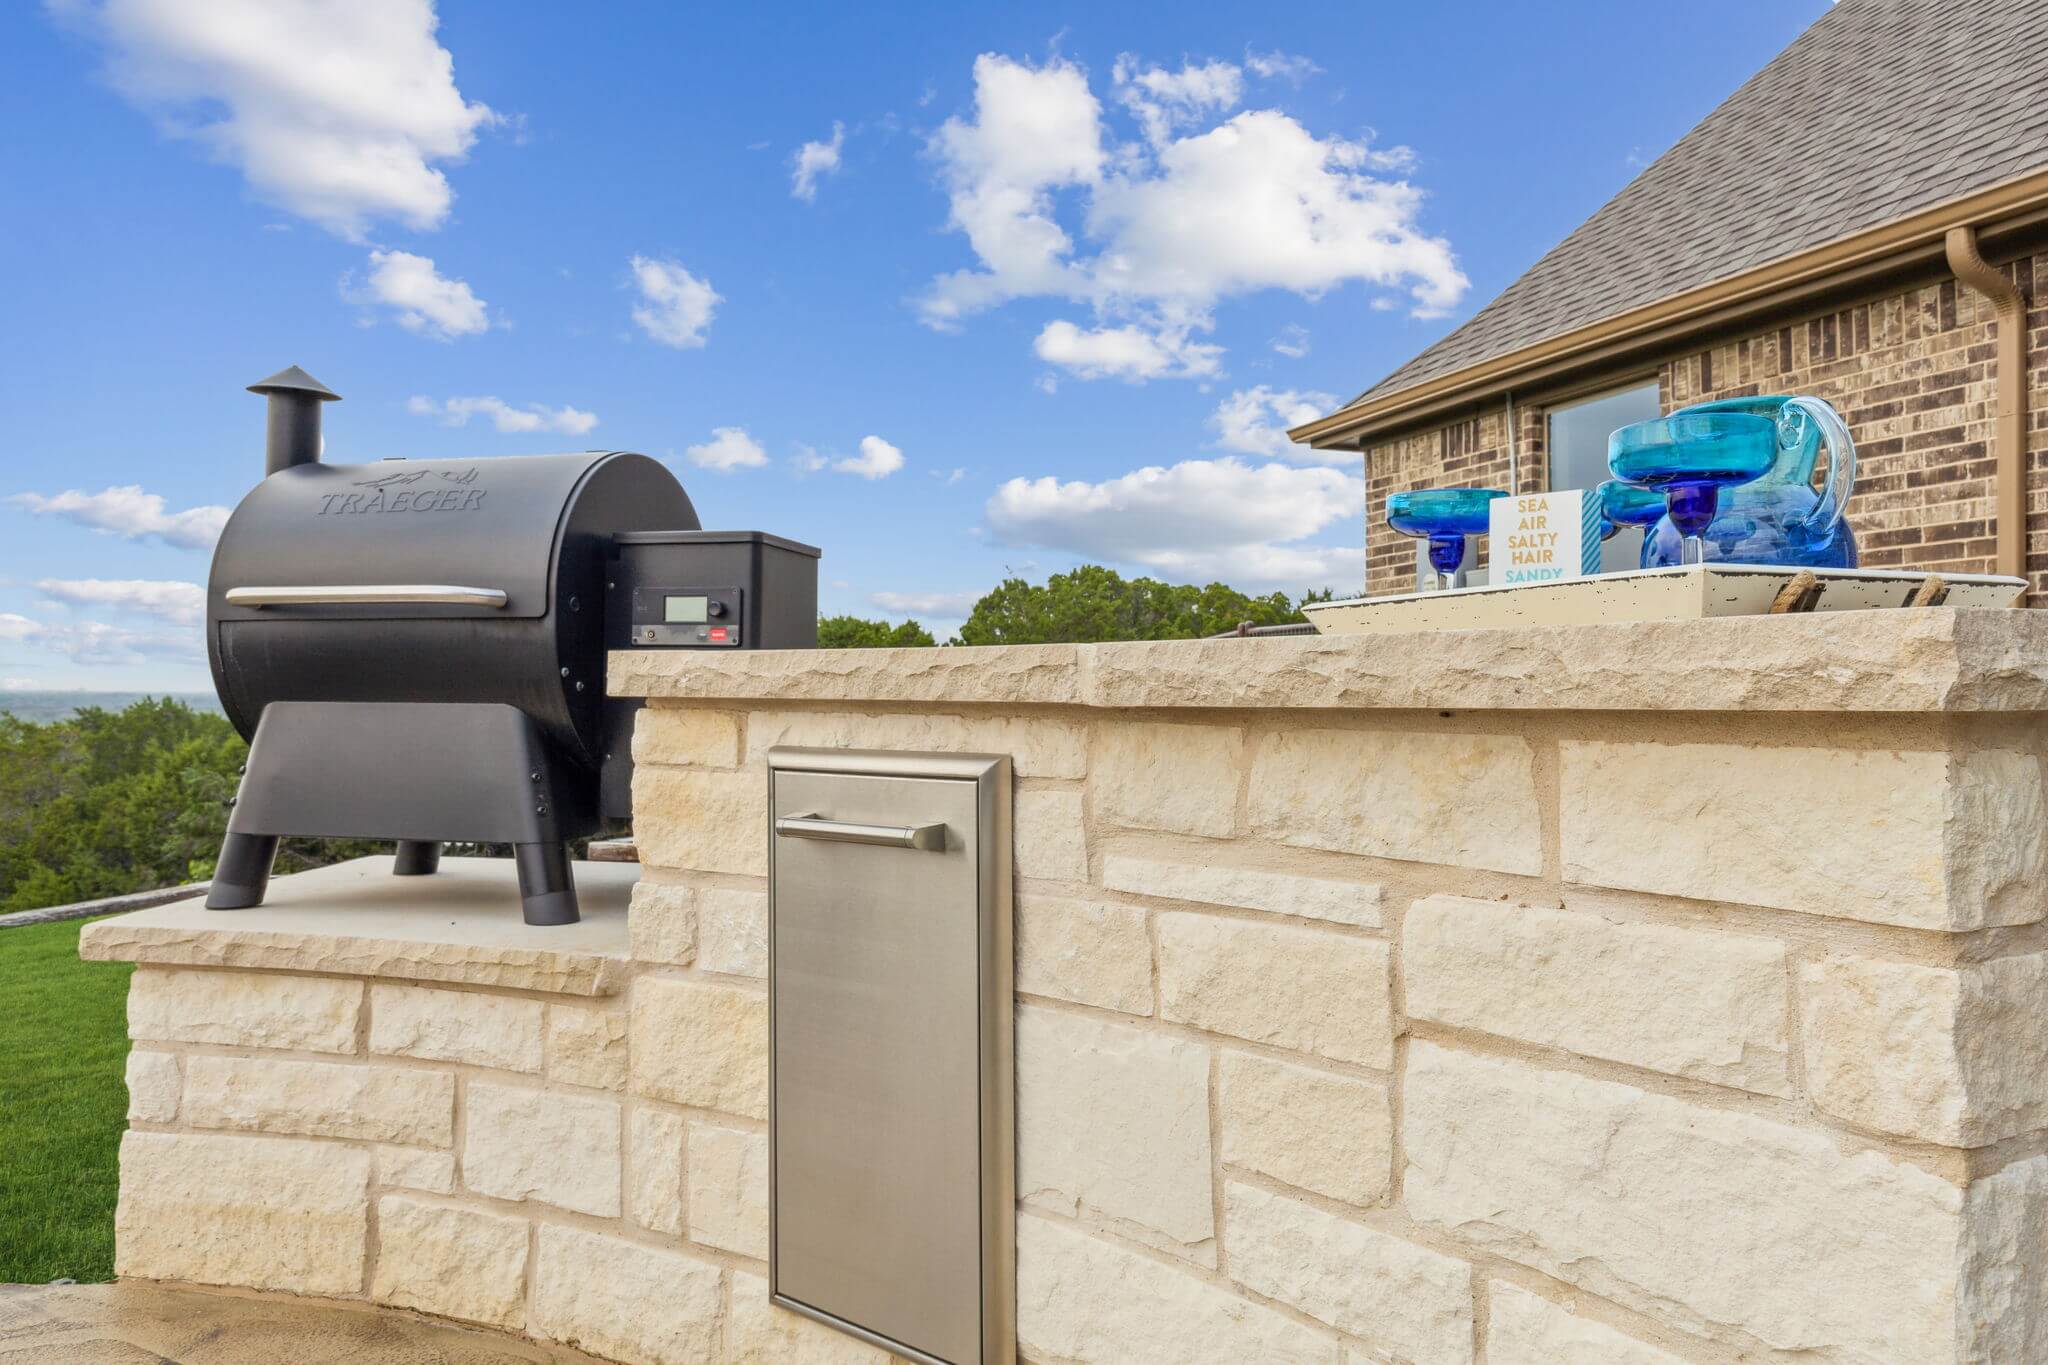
1360,243,2048,600
614,620,2048,1365
87,875,883,1365
87,615,2048,1364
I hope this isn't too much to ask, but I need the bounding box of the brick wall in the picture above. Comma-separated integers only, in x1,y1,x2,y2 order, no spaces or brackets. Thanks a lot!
1360,245,2046,599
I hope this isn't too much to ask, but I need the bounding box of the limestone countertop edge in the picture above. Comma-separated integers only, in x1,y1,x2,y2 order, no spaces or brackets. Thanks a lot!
610,607,2048,714
77,857,635,997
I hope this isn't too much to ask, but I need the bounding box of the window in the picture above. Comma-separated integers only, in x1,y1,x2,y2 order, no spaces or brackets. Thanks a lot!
1547,380,1661,573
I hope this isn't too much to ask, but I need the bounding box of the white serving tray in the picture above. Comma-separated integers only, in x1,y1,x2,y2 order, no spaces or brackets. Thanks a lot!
1302,564,2027,637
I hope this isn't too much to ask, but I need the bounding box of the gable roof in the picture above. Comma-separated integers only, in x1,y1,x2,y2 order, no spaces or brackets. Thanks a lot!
1303,0,2048,440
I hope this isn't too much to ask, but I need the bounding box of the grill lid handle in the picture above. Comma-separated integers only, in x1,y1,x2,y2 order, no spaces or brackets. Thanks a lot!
224,584,509,608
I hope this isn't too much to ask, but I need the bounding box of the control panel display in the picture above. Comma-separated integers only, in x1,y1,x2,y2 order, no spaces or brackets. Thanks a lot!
631,586,741,647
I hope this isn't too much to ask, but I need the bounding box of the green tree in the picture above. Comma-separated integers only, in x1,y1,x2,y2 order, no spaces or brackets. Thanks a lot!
816,615,937,648
956,565,1328,645
0,699,379,913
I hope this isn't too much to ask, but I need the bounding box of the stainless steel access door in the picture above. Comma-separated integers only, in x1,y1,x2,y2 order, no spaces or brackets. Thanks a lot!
767,747,1014,1365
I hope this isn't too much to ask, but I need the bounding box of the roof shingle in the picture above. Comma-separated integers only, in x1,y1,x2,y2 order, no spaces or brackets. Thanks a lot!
1349,0,2048,409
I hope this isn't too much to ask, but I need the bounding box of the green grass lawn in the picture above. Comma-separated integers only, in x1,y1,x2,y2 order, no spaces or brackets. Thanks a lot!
0,915,131,1283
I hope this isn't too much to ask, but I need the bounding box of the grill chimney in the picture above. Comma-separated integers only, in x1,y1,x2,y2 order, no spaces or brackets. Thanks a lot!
248,365,340,476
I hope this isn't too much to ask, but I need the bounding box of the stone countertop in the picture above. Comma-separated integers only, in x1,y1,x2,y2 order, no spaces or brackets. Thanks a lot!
611,607,2048,714
80,857,636,995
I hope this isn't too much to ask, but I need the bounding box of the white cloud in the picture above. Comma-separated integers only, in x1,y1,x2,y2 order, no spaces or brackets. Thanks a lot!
919,53,1465,364
920,54,1105,329
1245,50,1321,84
791,121,845,201
406,394,597,435
62,0,496,239
685,426,768,472
1113,56,1242,147
629,255,720,348
36,578,205,625
790,443,828,474
8,484,229,549
1210,385,1342,461
929,467,966,485
1034,318,1221,381
1271,323,1310,357
834,435,904,480
0,611,202,665
358,248,488,338
1,676,37,689
986,456,1363,588
871,589,980,616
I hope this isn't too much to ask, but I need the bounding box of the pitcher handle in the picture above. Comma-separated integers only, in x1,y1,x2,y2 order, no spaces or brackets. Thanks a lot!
1787,397,1855,536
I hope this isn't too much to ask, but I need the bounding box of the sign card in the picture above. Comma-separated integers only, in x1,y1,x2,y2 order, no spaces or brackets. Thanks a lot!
1489,489,1602,585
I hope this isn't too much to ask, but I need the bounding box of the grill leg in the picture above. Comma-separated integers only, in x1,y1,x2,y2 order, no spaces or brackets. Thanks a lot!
515,842,579,926
206,833,280,909
393,840,443,876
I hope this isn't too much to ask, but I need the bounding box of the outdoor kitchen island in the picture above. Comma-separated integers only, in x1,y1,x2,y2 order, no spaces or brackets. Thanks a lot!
81,608,2048,1364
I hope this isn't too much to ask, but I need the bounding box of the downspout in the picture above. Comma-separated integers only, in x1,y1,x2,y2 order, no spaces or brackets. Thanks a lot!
1944,226,2029,580
1505,391,1519,493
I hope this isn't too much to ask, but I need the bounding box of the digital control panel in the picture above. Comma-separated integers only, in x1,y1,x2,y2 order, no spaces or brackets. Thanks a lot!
630,586,742,646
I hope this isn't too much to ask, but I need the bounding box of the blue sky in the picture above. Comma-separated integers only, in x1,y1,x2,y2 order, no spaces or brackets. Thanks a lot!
0,0,1828,690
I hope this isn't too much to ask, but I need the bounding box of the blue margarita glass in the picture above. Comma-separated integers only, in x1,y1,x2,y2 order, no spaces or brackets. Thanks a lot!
1596,480,1666,541
1386,488,1508,591
1608,414,1776,567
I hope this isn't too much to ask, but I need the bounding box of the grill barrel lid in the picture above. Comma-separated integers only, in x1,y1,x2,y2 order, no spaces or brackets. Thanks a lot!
210,452,628,620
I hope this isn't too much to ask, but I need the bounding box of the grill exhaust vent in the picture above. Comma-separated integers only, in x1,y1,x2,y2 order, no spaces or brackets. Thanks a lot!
247,365,339,476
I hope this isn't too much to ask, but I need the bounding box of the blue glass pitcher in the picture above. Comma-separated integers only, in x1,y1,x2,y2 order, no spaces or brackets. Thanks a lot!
1639,395,1858,568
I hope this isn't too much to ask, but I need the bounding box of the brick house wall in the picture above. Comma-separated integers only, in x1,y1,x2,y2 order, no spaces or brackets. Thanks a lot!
1358,244,2048,600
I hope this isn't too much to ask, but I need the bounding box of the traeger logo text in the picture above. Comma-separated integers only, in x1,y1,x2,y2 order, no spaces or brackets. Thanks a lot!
319,467,485,516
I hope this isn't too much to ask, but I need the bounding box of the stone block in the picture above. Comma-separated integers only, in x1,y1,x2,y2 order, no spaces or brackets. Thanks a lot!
627,1107,685,1234
1016,1006,1213,1258
635,766,767,875
747,708,1086,778
183,1055,453,1145
629,977,768,1118
1247,727,1542,875
698,886,767,977
634,706,742,767
1224,1181,1472,1364
368,983,543,1073
1158,913,1393,1068
1801,951,2048,1146
729,1270,890,1362
1015,788,1088,882
461,1081,621,1217
1405,895,1789,1095
1219,1051,1389,1207
375,1145,455,1195
371,1195,529,1330
628,880,696,967
1484,1283,1685,1365
127,967,360,1054
686,1121,769,1260
1559,743,2048,929
1402,1041,2048,1362
124,1050,179,1124
546,1003,629,1091
1092,721,1240,837
529,1223,724,1365
1016,1214,1330,1364
1015,896,1152,1015
115,1130,369,1295
1103,853,1383,929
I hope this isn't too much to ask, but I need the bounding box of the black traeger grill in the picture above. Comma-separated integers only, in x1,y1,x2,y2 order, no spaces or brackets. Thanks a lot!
205,367,817,925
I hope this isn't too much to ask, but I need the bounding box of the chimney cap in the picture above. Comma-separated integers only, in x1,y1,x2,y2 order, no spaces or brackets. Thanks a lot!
247,365,340,401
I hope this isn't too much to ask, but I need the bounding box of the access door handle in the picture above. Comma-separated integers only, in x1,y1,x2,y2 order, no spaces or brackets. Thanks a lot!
225,584,509,608
774,814,946,851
